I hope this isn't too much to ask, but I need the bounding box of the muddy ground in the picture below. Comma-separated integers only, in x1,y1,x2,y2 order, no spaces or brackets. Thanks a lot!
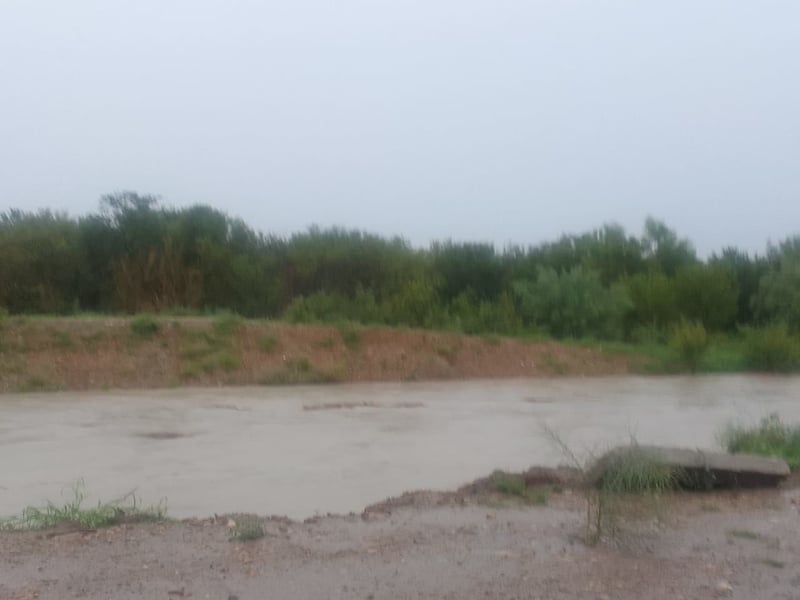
0,317,633,393
2,473,799,600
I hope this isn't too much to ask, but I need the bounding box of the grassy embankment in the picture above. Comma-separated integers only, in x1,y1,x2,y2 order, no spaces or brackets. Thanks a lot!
1,312,798,393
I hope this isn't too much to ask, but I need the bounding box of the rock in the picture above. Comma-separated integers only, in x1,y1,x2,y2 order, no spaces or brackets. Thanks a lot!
586,445,790,489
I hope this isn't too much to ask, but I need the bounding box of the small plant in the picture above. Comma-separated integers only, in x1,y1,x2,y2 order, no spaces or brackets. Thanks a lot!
130,316,160,338
51,330,75,350
669,320,709,372
493,473,526,496
742,324,799,372
0,482,167,531
258,334,278,353
721,414,800,470
260,358,335,385
339,326,361,351
229,516,265,542
213,314,243,336
0,306,8,325
728,529,759,540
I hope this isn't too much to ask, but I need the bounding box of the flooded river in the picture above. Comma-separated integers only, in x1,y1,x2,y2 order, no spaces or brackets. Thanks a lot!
1,375,799,519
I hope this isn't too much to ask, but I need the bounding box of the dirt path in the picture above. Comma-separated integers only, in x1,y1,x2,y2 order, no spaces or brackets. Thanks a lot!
2,481,799,600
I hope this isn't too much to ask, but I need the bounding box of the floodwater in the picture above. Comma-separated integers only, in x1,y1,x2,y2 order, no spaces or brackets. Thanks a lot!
1,375,799,519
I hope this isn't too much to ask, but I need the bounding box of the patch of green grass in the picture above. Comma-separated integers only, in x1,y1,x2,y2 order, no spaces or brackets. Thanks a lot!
721,414,800,470
669,320,708,373
16,374,59,393
0,482,167,531
179,327,240,378
50,330,75,350
760,558,785,569
741,325,800,372
492,473,550,506
539,350,568,375
213,314,243,336
258,334,279,353
493,473,526,496
599,447,682,495
229,516,266,542
130,316,160,338
260,358,336,385
339,326,361,351
728,529,760,540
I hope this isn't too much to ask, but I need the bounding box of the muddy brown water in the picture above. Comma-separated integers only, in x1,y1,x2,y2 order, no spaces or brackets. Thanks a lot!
1,375,799,520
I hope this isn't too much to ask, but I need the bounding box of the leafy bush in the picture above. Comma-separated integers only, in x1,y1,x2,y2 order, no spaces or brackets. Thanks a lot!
283,289,384,325
130,315,160,337
674,264,738,331
742,324,799,372
513,267,631,339
669,320,709,372
721,414,800,469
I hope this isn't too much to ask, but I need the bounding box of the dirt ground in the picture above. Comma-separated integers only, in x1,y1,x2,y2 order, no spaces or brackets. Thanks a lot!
0,317,633,393
2,473,799,600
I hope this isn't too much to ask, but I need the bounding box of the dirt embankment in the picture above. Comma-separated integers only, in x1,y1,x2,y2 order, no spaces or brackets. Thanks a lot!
0,317,635,393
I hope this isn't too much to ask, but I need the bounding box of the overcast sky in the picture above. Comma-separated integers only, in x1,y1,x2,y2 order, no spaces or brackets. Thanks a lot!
1,1,798,256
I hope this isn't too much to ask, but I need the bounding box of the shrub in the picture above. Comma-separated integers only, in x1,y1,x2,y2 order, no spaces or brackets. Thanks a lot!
742,324,799,372
130,315,160,337
213,314,243,336
669,320,709,372
493,473,526,496
721,414,800,470
513,267,631,339
229,516,265,542
339,325,361,351
258,334,278,352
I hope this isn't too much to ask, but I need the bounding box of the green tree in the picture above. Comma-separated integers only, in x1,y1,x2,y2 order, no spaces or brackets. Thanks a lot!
673,264,738,331
513,267,630,339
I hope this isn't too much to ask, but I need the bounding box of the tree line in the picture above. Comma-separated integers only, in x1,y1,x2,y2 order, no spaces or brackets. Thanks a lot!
1,191,799,342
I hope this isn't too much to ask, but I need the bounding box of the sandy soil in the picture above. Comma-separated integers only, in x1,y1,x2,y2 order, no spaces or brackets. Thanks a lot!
0,317,633,392
2,474,799,600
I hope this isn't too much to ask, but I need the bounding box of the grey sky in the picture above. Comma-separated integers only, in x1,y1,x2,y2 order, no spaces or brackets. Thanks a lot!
1,1,798,256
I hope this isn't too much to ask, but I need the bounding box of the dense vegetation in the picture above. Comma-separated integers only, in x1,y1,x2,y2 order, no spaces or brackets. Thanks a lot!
1,192,799,369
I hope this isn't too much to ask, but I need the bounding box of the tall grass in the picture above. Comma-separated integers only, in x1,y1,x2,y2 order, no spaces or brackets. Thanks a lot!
669,320,708,373
741,324,799,372
0,482,167,531
721,414,800,469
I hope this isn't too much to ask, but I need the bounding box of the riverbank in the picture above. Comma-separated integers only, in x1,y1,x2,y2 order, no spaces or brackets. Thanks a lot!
0,316,635,393
2,470,799,600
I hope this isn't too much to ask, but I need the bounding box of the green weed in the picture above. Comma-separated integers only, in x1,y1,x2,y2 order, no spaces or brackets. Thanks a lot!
213,314,243,336
728,529,760,540
258,334,279,353
130,316,160,337
229,516,266,542
339,326,361,351
0,482,167,531
260,358,335,385
669,320,708,373
721,414,800,469
741,325,799,372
